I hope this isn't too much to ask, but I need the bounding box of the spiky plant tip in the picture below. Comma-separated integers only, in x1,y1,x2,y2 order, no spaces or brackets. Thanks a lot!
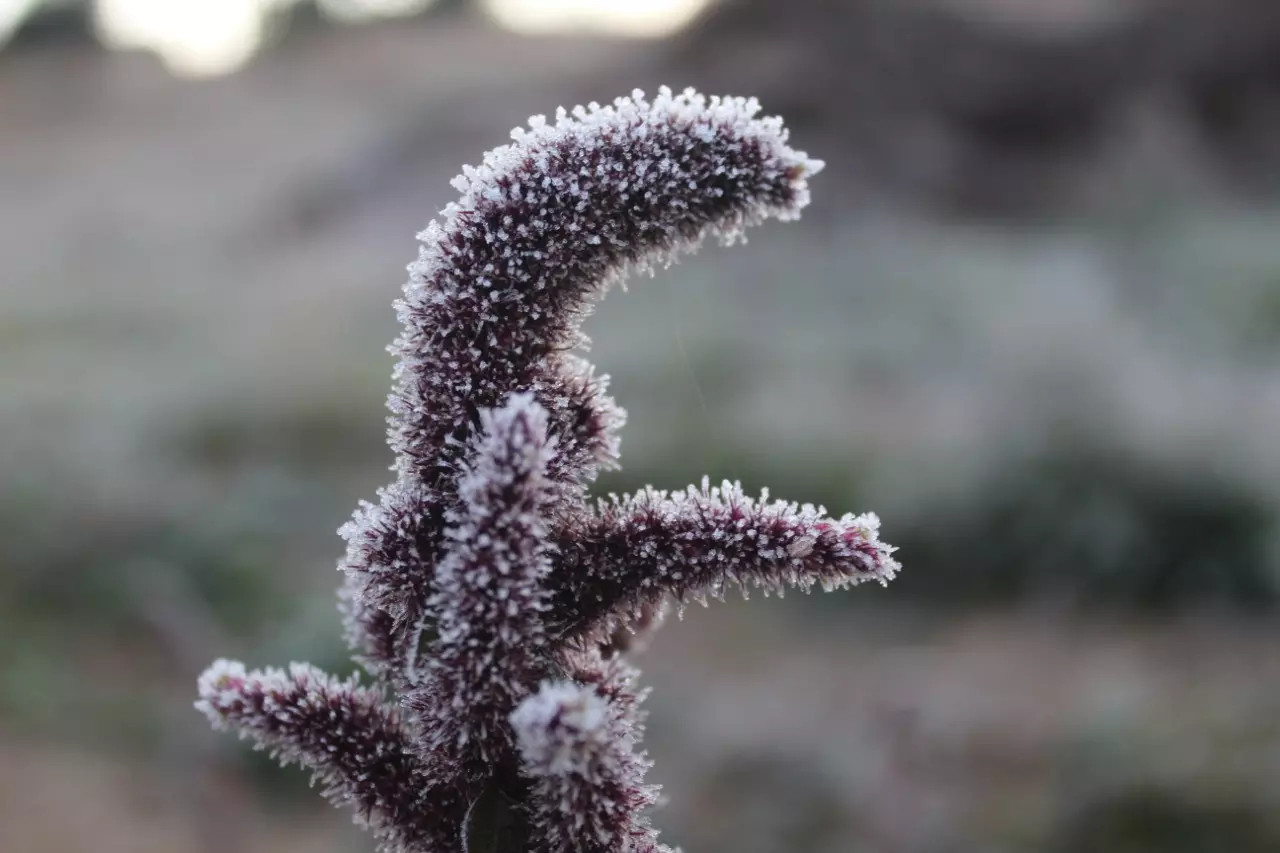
511,681,612,776
512,681,667,853
545,479,900,643
388,84,823,490
408,393,558,768
195,659,465,851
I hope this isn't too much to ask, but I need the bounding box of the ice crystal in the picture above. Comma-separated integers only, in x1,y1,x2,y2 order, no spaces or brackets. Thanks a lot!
407,393,558,771
196,660,465,851
197,86,899,853
512,681,663,853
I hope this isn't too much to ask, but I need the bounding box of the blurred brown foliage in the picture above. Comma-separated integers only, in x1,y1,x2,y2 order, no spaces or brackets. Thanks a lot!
673,0,1280,211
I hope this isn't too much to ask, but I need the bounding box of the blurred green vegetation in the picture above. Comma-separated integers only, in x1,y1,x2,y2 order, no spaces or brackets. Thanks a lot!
887,437,1280,612
0,494,279,733
1051,787,1280,853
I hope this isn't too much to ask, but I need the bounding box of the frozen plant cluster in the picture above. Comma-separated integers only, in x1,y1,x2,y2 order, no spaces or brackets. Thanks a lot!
196,87,899,853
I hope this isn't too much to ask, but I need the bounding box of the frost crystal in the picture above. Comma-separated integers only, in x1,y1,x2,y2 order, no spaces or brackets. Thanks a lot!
549,479,899,643
196,87,897,853
196,660,463,851
346,86,823,678
511,682,611,777
513,680,664,853
407,393,558,771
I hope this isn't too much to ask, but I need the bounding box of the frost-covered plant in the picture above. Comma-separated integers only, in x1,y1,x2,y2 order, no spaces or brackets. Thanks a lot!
196,87,899,853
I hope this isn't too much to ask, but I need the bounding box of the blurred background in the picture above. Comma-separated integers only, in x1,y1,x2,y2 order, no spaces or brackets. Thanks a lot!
4,0,1280,850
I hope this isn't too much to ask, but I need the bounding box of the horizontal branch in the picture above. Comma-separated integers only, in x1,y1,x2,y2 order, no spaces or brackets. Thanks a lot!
196,660,464,853
548,478,899,640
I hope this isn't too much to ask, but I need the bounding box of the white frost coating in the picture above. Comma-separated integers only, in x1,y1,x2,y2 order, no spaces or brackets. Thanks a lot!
455,392,558,511
406,84,823,300
194,657,250,724
449,85,822,223
195,87,872,853
389,85,824,480
549,478,901,642
344,84,826,685
193,657,455,853
196,659,374,748
410,393,561,764
511,675,667,853
511,681,612,777
434,392,556,635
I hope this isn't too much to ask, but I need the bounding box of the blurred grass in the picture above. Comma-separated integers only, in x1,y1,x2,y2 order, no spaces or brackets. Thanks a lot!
886,435,1280,611
3,15,1280,851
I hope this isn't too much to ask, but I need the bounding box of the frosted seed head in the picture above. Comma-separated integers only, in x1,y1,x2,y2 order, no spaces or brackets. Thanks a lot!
511,681,610,777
